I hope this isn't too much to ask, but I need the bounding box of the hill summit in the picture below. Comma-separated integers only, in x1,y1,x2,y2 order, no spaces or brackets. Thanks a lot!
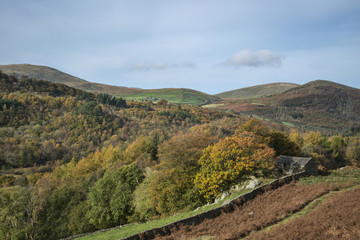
0,64,220,105
215,82,299,99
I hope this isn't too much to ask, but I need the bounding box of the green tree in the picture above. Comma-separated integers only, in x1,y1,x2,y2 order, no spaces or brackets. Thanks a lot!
0,187,33,240
267,130,301,156
149,168,202,215
86,164,144,229
37,186,83,239
132,168,157,221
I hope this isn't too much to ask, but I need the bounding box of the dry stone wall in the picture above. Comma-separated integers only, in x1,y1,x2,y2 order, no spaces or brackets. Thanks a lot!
123,171,307,240
63,171,307,240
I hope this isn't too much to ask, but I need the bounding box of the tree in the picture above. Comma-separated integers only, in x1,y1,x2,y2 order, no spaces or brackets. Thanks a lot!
195,132,275,200
37,186,83,239
156,99,168,106
149,168,202,215
157,132,216,173
0,187,33,240
346,136,360,167
123,136,154,167
132,168,157,221
267,130,301,156
86,164,144,229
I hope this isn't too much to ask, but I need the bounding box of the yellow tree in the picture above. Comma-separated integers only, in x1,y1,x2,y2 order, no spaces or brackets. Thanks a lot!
194,132,275,200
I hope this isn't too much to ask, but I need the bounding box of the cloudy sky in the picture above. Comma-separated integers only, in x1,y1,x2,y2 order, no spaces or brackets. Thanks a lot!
1,0,360,94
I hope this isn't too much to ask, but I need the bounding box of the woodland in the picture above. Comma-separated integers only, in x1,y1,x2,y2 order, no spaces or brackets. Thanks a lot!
0,71,360,240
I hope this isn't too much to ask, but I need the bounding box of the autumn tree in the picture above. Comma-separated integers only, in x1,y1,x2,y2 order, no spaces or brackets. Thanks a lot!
346,136,360,167
145,132,217,215
236,119,300,157
195,132,275,200
157,131,217,173
123,136,157,168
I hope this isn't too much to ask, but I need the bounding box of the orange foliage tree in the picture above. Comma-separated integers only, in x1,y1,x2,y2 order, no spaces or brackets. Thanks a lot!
194,132,275,200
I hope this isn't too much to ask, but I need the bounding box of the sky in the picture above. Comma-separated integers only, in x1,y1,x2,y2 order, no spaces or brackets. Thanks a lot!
1,0,360,94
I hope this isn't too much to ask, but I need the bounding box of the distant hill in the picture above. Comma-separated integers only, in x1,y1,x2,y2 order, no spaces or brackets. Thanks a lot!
213,80,360,134
215,82,299,99
0,64,88,87
0,64,220,105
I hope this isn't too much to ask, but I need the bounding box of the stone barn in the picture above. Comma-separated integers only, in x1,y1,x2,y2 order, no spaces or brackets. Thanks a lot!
276,155,318,176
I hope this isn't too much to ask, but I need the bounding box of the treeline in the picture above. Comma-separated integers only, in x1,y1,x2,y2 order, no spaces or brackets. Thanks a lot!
1,72,360,239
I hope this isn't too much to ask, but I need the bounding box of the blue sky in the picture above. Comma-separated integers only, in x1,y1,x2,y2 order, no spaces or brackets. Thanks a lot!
1,0,360,94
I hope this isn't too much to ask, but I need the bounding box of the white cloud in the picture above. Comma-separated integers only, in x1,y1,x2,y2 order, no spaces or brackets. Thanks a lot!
221,49,284,68
129,61,196,71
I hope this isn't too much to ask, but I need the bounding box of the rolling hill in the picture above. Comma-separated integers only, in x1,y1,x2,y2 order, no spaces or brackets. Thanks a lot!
215,82,299,99
213,80,360,134
0,64,88,87
0,64,220,105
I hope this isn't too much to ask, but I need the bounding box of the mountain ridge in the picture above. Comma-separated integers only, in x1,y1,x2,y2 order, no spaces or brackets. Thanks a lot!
0,64,219,104
215,82,299,99
213,79,360,133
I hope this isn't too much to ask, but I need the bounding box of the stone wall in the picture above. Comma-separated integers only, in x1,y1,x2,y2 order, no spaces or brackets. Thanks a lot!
63,171,307,240
122,171,307,240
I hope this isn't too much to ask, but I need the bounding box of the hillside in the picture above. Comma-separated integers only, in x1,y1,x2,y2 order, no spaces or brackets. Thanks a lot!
0,64,220,105
1,71,360,240
0,64,88,87
215,82,299,99
212,80,360,134
75,168,360,240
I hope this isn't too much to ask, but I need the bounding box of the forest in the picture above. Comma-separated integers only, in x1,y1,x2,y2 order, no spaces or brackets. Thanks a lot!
0,71,360,240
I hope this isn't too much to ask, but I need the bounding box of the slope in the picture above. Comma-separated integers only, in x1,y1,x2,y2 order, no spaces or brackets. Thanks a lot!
75,168,360,240
0,64,220,105
215,82,299,99
0,64,88,87
214,80,360,134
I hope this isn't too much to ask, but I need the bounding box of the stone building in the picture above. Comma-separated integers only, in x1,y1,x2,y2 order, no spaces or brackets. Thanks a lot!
276,155,318,176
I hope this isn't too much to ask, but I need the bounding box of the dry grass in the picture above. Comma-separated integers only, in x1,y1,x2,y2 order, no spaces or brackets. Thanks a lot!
247,186,360,240
153,182,344,240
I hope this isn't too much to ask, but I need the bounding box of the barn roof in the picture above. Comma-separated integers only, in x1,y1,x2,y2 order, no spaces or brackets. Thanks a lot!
278,155,312,167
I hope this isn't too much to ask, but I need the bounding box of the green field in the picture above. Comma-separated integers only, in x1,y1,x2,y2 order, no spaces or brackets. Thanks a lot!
118,88,220,105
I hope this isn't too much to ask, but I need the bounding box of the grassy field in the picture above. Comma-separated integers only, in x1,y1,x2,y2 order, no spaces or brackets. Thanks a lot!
118,88,220,105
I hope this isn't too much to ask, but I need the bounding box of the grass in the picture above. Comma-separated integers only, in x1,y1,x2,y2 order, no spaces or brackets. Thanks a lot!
263,185,360,233
202,103,225,108
299,167,360,185
215,83,298,99
282,121,295,127
120,88,220,105
241,168,360,239
0,64,220,105
77,169,360,240
77,178,275,240
244,181,360,239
